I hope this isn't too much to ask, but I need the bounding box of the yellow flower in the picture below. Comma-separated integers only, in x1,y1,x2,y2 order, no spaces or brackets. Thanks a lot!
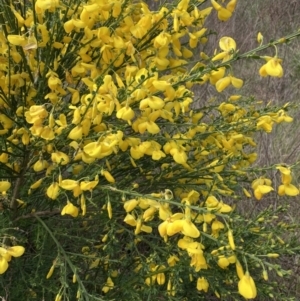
68,125,83,140
124,199,139,213
102,277,114,293
80,179,99,191
156,266,166,285
216,77,231,92
197,277,209,292
51,151,70,165
209,67,226,84
218,256,230,269
211,0,233,21
140,96,165,110
259,57,283,77
238,272,257,299
167,255,179,267
182,220,200,238
61,201,79,217
116,106,135,121
278,184,299,196
169,148,187,165
216,75,243,92
60,179,79,190
46,182,60,200
0,181,11,192
124,214,152,234
252,177,274,200
276,165,299,196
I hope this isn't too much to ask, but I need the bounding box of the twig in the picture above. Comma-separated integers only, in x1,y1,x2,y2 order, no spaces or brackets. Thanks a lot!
13,209,60,222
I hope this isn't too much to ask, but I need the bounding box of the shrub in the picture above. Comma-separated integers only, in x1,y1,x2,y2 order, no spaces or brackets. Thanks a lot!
0,0,299,300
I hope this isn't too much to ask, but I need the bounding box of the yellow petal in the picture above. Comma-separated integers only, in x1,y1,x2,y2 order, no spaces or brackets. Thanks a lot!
0,257,9,274
83,142,102,157
219,37,236,51
7,246,25,257
51,151,70,165
124,214,137,226
278,184,286,196
254,188,262,200
230,76,243,88
218,8,232,21
61,201,79,217
265,58,283,77
158,221,168,237
236,260,244,279
30,178,43,190
60,179,79,190
0,181,11,192
212,51,228,61
258,185,273,194
228,230,236,250
226,0,237,13
276,166,291,175
107,200,112,219
284,184,299,196
211,0,222,11
157,272,165,285
124,199,139,213
217,256,230,269
146,121,160,134
68,125,83,140
170,148,187,165
46,182,60,200
259,64,268,77
7,35,26,46
197,277,209,292
116,106,135,121
238,272,257,299
102,170,115,183
141,224,152,233
80,180,98,191
257,32,263,43
167,220,184,236
182,220,200,238
216,77,231,92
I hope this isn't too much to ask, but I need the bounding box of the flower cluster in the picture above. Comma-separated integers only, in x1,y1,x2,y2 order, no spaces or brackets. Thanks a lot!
0,246,25,274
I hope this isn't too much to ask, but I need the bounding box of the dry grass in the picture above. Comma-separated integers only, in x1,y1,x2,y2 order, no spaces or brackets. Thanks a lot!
201,1,300,299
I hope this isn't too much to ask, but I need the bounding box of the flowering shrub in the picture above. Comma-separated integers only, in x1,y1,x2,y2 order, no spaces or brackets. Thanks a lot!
0,0,300,300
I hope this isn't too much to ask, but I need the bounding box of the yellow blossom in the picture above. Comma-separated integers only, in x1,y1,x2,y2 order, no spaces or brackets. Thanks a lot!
259,57,283,77
238,272,257,299
0,181,11,192
46,182,60,200
197,277,209,292
61,201,79,217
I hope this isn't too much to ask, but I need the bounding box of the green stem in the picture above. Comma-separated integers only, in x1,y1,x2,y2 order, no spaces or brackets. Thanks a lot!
34,214,104,301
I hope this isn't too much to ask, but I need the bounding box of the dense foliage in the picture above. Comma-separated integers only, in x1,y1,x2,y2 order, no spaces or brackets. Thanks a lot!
0,0,300,300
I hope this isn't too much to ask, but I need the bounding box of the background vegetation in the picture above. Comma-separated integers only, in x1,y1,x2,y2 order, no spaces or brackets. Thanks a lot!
206,0,300,299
